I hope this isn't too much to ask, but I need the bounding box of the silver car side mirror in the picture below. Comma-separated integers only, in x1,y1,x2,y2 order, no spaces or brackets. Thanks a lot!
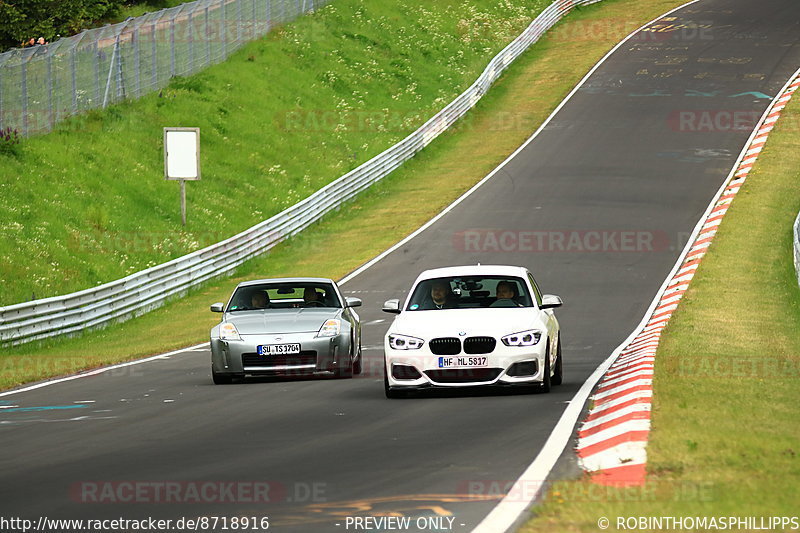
210,302,225,313
382,299,401,314
540,294,563,310
345,297,362,308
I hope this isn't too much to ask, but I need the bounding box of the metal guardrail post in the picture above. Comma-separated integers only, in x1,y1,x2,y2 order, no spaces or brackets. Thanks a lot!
252,0,258,38
134,28,141,98
94,41,102,105
116,36,126,100
221,0,228,59
151,21,158,90
102,38,118,108
188,11,195,73
47,53,54,130
170,17,177,77
21,59,28,136
204,6,211,66
71,47,78,113
237,0,243,44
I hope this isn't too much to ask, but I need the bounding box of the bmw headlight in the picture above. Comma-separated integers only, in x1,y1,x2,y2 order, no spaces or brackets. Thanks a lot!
317,319,341,337
220,322,242,341
388,334,424,350
501,330,541,346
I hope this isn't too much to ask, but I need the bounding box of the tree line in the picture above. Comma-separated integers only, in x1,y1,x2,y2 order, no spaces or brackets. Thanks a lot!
0,1,172,51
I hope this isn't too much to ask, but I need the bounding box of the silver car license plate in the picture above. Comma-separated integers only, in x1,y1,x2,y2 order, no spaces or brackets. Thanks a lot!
257,343,301,355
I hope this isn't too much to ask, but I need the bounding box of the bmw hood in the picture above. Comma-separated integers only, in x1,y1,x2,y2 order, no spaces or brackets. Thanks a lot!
228,309,341,334
388,308,543,339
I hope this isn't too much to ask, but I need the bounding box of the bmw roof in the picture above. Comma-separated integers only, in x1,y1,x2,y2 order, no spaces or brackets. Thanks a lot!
414,265,530,281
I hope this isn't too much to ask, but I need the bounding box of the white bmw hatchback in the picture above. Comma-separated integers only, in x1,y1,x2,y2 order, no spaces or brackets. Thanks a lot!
382,265,563,398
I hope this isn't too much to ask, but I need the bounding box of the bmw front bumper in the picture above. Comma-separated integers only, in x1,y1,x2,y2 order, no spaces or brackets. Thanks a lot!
384,341,547,389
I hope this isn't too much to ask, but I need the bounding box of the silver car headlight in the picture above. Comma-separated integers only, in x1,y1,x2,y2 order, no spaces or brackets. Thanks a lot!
501,330,541,346
220,322,242,341
317,319,341,337
388,334,424,350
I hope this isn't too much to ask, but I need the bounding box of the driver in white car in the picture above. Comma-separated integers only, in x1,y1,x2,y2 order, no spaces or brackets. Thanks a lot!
429,281,458,310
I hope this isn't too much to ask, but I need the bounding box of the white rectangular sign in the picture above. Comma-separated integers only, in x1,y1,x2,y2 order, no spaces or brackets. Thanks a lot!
164,127,201,180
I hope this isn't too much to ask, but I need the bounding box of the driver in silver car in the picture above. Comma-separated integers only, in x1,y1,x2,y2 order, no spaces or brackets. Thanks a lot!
303,287,323,306
251,291,270,309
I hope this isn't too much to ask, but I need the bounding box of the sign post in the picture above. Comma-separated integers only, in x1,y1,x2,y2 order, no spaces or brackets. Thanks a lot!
163,127,201,226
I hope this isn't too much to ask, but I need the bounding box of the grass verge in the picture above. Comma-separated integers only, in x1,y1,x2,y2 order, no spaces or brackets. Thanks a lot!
0,0,688,391
0,0,548,304
520,71,800,531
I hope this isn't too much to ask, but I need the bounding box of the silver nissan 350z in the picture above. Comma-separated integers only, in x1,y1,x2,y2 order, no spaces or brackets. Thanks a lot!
209,278,362,384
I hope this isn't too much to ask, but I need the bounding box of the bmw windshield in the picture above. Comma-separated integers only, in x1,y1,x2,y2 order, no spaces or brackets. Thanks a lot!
405,276,533,310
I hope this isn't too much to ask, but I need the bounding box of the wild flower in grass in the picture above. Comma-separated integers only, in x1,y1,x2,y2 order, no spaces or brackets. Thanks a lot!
0,127,21,155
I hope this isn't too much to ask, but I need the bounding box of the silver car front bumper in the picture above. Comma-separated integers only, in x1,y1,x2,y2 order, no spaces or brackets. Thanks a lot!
211,333,350,377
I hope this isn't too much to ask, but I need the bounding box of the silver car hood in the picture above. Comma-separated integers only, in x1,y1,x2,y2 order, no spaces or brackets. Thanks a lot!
227,308,341,334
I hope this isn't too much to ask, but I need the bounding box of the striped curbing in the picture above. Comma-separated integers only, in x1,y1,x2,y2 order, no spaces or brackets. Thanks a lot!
575,72,800,486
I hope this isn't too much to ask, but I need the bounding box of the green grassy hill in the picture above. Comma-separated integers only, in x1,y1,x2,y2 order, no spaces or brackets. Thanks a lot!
0,0,547,306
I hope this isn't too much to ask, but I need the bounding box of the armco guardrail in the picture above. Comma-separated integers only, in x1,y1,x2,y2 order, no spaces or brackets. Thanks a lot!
0,0,600,346
0,0,328,137
794,211,800,288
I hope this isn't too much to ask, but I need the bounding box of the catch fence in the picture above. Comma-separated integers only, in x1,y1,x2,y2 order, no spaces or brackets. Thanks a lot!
0,0,326,136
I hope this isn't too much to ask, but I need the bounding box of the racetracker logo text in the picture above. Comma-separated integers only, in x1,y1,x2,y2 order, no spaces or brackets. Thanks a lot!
70,481,327,504
452,230,671,253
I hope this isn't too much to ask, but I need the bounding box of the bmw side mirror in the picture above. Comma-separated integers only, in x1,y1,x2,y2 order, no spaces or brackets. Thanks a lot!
382,299,401,314
540,294,563,310
345,297,362,308
210,302,225,313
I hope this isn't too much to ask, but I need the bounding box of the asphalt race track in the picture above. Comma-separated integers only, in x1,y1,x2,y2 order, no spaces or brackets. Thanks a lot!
3,0,800,531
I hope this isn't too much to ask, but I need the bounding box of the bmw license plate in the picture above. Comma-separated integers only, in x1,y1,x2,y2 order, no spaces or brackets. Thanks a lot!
257,344,301,356
438,356,488,368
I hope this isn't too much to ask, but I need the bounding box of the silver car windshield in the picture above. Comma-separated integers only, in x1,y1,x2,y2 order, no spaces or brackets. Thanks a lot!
406,276,533,310
227,282,341,311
